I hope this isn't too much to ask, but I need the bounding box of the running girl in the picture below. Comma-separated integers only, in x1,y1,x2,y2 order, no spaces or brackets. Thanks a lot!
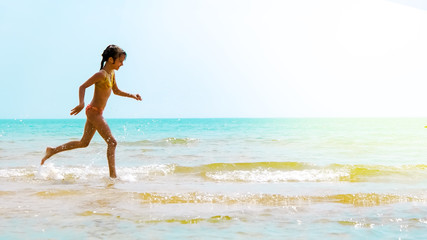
41,45,142,178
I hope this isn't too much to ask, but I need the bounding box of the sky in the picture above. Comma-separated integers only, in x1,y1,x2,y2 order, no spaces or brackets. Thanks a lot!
1,0,427,119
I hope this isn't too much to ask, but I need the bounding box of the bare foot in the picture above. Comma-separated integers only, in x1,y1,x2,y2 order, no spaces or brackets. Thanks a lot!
41,147,54,165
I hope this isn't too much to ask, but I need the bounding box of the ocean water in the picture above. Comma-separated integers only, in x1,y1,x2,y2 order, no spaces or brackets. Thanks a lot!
1,118,427,239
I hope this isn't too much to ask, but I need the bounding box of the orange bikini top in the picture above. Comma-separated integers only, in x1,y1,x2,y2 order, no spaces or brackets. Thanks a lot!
95,70,115,89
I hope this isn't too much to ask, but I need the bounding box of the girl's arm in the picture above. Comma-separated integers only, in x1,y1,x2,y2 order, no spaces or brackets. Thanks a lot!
112,77,142,101
70,72,104,115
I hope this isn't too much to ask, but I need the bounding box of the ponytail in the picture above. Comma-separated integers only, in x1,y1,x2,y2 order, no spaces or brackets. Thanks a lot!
100,45,127,70
100,57,107,70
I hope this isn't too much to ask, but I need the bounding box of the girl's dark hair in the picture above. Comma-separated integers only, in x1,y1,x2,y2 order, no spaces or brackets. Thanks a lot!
100,45,127,70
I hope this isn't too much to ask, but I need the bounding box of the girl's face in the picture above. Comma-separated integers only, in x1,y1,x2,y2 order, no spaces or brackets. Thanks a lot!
111,54,126,70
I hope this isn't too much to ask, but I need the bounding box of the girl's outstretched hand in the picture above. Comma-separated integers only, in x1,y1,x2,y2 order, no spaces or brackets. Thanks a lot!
134,94,142,101
70,104,84,115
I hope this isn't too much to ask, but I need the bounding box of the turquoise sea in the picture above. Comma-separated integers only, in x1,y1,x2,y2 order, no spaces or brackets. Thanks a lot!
1,118,427,239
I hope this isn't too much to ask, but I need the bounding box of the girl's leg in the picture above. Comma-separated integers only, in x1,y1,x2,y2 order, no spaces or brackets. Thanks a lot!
41,120,96,165
86,113,117,178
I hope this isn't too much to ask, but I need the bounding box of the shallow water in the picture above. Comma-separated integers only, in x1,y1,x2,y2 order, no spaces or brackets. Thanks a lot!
1,118,427,239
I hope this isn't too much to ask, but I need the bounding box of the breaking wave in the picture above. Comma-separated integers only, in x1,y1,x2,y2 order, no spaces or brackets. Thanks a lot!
1,162,427,183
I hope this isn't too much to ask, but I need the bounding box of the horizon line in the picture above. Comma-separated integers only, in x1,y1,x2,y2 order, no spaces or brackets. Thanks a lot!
2,116,427,120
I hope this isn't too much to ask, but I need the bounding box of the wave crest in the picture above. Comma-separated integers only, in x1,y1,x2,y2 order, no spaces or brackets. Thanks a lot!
1,162,427,183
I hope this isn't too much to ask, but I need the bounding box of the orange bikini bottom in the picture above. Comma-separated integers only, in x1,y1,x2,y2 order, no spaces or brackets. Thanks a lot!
86,104,103,114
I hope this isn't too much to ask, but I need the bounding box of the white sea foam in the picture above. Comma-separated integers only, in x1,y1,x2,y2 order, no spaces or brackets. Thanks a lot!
119,174,137,182
0,168,34,178
205,169,350,182
37,163,65,180
0,163,177,182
